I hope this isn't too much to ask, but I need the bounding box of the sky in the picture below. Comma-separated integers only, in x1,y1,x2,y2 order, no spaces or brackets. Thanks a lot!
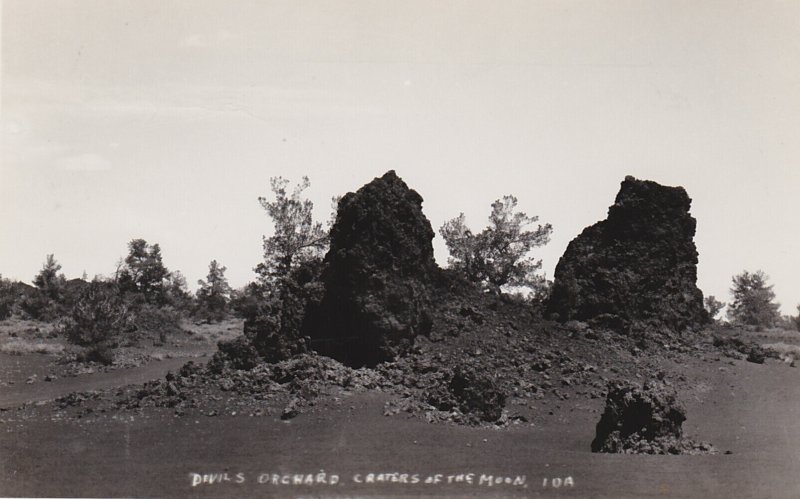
1,0,799,315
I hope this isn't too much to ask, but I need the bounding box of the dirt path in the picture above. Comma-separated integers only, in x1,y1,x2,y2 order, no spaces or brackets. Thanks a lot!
0,357,193,409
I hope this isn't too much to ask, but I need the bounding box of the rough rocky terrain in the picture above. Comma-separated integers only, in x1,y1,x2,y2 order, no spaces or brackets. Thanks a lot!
2,315,798,498
1,287,756,432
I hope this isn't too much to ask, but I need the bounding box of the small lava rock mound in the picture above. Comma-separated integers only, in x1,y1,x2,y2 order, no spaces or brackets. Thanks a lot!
591,380,715,455
424,362,508,424
548,176,708,333
712,334,774,364
308,171,437,367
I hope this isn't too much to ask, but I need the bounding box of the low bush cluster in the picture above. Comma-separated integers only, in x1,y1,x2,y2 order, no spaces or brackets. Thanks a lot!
19,292,63,322
237,261,324,365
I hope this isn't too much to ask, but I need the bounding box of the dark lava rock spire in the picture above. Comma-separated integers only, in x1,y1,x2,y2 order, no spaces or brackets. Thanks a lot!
547,176,708,333
306,170,437,367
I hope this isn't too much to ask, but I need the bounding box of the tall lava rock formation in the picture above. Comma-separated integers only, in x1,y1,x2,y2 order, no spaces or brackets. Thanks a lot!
547,176,708,332
307,171,437,367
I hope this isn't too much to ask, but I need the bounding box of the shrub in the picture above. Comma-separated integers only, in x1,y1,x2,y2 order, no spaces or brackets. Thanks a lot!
62,282,131,365
246,310,308,363
131,304,183,345
244,261,323,363
19,290,63,322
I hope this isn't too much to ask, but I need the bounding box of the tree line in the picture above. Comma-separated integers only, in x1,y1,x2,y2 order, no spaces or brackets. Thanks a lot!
1,175,797,365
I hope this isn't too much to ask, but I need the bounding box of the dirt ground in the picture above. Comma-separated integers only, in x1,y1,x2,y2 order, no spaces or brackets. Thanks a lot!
2,321,800,498
0,317,239,394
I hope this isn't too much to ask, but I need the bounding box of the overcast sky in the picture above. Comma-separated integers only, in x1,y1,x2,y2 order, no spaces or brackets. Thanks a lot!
2,0,799,314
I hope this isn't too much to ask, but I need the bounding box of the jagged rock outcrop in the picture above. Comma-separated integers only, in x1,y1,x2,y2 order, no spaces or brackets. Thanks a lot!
547,176,708,333
592,380,715,454
307,171,437,367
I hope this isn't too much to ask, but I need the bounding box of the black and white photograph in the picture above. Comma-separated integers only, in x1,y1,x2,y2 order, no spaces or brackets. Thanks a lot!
2,1,800,497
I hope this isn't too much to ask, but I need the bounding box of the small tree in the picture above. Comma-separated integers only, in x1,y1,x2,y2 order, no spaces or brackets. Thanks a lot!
196,260,232,322
0,275,14,320
117,239,171,305
704,295,725,321
232,176,330,364
164,270,193,312
795,304,800,332
256,176,328,282
21,254,68,320
727,270,781,328
33,254,66,301
62,282,131,365
440,195,553,295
